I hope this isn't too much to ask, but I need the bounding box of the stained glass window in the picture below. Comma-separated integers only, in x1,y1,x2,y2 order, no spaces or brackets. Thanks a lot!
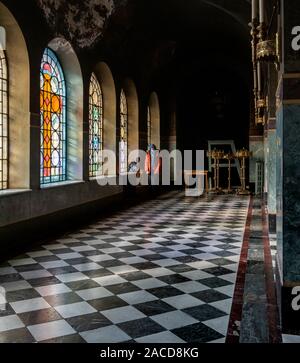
0,50,8,190
40,48,66,185
89,73,103,178
120,89,128,174
147,106,151,147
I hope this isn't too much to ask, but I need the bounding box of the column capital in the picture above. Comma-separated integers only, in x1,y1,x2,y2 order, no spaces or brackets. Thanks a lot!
280,0,300,73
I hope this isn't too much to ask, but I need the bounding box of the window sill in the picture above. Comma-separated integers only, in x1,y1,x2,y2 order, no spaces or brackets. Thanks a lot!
119,172,138,176
40,180,85,190
90,175,118,181
0,189,32,198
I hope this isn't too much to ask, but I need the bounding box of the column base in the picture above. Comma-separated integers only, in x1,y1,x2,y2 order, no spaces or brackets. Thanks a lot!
276,256,300,335
268,213,276,234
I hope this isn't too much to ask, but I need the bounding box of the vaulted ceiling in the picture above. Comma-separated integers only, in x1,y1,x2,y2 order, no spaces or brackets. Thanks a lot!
2,0,254,151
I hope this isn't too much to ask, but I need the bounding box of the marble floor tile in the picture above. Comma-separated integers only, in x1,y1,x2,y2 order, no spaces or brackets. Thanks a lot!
28,320,75,342
0,192,250,343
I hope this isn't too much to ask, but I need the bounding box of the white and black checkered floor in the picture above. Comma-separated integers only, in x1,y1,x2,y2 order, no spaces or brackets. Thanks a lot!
0,192,250,343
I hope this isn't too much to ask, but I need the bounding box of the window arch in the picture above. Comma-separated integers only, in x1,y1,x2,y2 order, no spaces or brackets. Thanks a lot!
149,92,160,149
93,62,116,176
89,73,103,177
120,89,128,174
40,47,67,185
147,106,151,147
0,50,8,190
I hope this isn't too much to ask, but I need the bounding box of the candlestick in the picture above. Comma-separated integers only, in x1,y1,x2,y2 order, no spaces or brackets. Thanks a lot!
259,0,265,24
252,0,258,21
257,61,262,94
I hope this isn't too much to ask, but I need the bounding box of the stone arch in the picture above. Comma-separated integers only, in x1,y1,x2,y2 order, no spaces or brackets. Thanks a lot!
149,92,160,149
93,62,117,175
122,78,139,164
45,37,84,182
0,2,30,190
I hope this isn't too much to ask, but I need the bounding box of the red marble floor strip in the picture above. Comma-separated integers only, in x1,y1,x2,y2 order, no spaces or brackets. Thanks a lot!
226,196,253,344
261,201,282,344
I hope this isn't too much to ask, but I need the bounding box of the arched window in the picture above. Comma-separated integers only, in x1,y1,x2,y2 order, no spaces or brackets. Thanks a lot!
149,92,160,149
40,47,67,185
147,106,151,147
89,73,103,177
0,50,8,190
120,89,128,174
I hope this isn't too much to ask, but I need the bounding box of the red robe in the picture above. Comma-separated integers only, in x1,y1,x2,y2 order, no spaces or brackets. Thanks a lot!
145,150,161,175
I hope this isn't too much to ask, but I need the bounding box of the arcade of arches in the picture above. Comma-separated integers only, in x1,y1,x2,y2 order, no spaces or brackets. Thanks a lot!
0,0,300,343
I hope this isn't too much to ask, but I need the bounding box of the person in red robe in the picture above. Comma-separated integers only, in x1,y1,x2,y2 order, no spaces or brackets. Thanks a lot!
145,144,161,186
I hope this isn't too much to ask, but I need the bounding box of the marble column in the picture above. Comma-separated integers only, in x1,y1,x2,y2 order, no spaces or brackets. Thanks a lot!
249,135,264,186
267,127,277,230
264,112,277,235
276,0,300,334
266,63,278,233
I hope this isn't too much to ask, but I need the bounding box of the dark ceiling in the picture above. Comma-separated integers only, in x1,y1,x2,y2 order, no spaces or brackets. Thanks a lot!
101,0,251,78
3,0,253,150
3,0,252,83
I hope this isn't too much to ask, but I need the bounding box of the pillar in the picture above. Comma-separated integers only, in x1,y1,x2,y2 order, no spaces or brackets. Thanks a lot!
267,63,278,233
276,0,300,334
267,125,277,230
